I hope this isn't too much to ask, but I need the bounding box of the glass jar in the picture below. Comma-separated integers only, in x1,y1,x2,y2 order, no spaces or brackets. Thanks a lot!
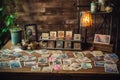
90,1,97,13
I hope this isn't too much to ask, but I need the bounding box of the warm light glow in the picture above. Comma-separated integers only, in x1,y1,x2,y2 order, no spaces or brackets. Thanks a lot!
80,11,92,27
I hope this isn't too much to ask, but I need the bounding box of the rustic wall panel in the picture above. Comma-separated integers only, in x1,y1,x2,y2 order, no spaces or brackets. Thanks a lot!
2,0,120,55
12,0,93,40
4,0,97,40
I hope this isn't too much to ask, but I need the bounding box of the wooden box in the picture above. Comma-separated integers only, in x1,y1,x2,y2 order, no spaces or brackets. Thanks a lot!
93,43,113,52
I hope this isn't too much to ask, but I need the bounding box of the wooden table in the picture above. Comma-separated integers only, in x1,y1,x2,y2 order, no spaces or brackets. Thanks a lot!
0,41,120,80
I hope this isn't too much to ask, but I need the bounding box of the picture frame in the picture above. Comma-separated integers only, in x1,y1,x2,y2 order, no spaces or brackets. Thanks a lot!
74,34,81,41
64,41,71,49
56,41,63,48
73,42,81,50
24,24,37,41
58,31,64,40
41,33,49,40
94,34,110,44
50,31,57,40
48,41,55,48
65,31,72,40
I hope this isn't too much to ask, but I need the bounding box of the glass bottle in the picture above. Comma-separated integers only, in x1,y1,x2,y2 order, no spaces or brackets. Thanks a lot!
90,1,97,13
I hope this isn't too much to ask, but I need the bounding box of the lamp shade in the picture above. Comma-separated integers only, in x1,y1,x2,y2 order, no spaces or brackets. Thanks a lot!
80,11,92,27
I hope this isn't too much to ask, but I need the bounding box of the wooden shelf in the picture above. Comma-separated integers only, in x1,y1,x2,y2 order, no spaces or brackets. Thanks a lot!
39,39,82,51
45,48,82,51
91,11,111,15
39,39,82,42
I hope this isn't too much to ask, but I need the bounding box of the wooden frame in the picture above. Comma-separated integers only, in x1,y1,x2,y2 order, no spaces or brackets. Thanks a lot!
50,31,57,40
74,34,81,41
58,31,64,40
48,41,55,48
56,41,63,48
94,34,110,44
64,41,71,49
41,33,49,40
24,24,37,41
65,31,72,40
73,42,81,49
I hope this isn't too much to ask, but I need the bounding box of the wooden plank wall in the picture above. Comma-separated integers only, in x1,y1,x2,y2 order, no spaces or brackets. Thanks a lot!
2,0,120,56
12,0,91,39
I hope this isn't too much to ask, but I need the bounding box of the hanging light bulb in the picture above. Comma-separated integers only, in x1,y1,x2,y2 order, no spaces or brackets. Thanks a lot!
80,11,92,27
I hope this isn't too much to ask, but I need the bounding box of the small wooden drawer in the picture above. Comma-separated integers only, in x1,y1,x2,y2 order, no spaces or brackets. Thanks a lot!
93,43,113,52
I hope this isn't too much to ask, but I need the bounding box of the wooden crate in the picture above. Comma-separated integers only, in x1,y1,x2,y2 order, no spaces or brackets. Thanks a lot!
93,43,113,52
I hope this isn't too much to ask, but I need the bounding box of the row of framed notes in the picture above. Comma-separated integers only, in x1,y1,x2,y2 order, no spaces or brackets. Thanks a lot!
41,31,81,40
24,24,81,42
42,41,81,50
